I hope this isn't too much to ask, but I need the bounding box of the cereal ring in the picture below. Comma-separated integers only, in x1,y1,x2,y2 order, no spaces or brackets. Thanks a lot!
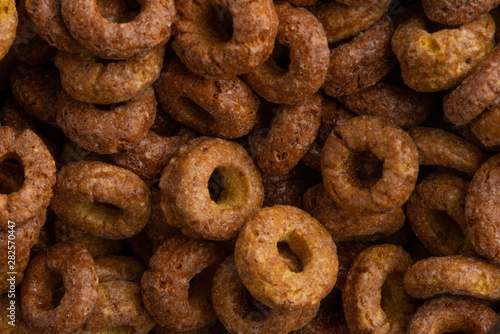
141,235,224,331
50,161,151,240
422,0,499,25
407,295,498,334
159,137,264,240
0,0,17,61
343,244,416,334
337,81,430,128
235,205,338,310
55,45,165,104
249,93,322,175
241,2,329,104
0,126,56,227
172,0,278,79
61,0,175,59
407,173,469,256
321,115,419,214
392,15,495,92
403,255,500,300
303,183,405,242
55,87,156,154
322,15,396,97
94,255,144,283
21,243,99,334
155,58,259,139
408,127,488,176
309,0,391,43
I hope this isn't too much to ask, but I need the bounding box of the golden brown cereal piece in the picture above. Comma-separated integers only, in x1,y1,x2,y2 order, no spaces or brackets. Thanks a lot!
55,45,165,104
159,137,264,241
235,205,338,310
242,2,329,104
249,93,322,175
21,243,99,334
50,161,151,240
321,116,419,215
409,127,488,176
61,0,175,59
309,0,391,43
172,0,278,79
322,15,396,97
337,81,430,128
392,15,495,92
403,255,500,300
407,295,498,334
0,0,17,61
343,244,416,334
303,183,405,242
422,0,500,25
94,256,144,283
55,87,156,154
155,58,259,139
142,235,225,331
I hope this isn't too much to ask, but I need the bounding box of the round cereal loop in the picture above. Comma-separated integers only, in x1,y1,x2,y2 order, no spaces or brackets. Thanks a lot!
322,15,396,97
94,255,144,283
407,295,498,334
422,0,499,25
235,205,338,310
403,255,500,300
55,45,165,104
55,87,156,154
159,137,264,241
21,243,99,334
241,2,329,104
343,244,416,334
60,0,174,59
50,161,151,240
0,126,56,228
407,173,470,256
391,15,495,92
172,0,278,79
155,58,259,139
321,115,419,215
249,93,322,175
141,235,225,331
0,0,17,61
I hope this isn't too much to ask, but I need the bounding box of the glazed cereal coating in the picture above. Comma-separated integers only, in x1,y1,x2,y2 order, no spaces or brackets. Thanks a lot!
50,161,151,240
403,255,500,300
241,1,329,104
172,0,278,79
407,295,498,334
392,15,495,92
55,45,165,104
0,0,18,60
159,137,264,241
422,0,500,25
55,87,156,154
234,205,338,310
322,15,396,97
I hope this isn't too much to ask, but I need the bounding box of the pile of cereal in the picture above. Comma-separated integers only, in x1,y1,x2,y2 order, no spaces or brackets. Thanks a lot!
2,0,500,332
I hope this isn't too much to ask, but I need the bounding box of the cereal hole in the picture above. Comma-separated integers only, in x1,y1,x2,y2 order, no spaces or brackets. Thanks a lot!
270,41,291,72
0,158,25,194
208,168,224,202
278,241,303,273
380,271,415,324
48,270,66,309
353,150,383,188
79,202,123,225
209,3,234,43
188,263,219,311
213,164,247,208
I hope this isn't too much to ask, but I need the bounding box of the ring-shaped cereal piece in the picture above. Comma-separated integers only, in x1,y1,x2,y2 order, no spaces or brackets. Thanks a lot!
50,161,151,240
403,255,500,300
61,0,175,59
56,87,156,154
249,93,322,175
155,58,259,139
342,244,416,334
159,137,264,241
241,2,329,104
172,0,278,79
0,126,56,228
141,235,224,331
321,115,419,215
407,295,498,334
20,243,99,334
322,15,396,97
391,15,495,92
0,0,17,61
55,45,165,104
235,205,338,310
422,0,499,25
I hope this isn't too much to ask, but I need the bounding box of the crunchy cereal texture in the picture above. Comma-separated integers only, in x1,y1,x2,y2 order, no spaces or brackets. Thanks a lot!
422,0,500,25
0,0,18,60
469,102,500,147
